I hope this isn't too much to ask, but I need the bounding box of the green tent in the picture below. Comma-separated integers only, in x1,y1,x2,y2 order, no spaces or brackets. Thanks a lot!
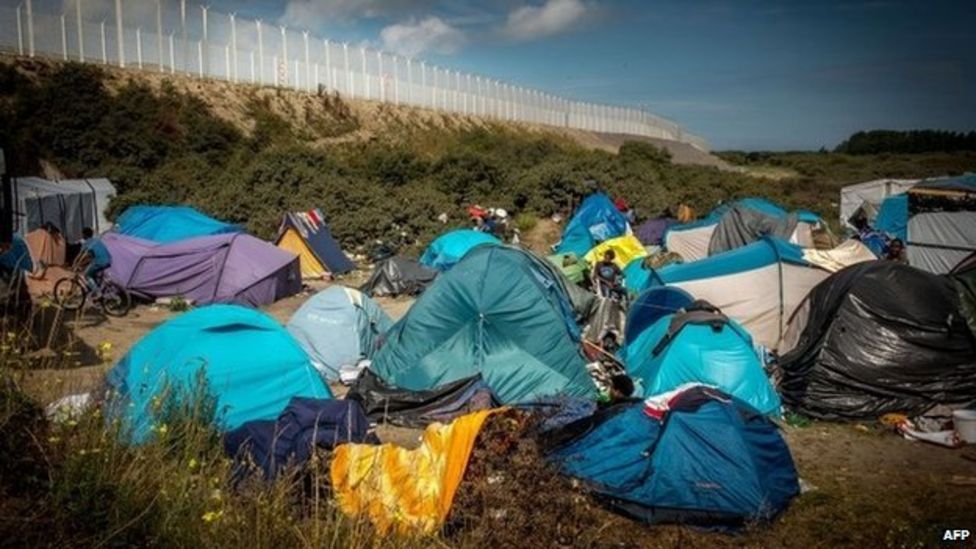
547,253,588,285
371,246,597,404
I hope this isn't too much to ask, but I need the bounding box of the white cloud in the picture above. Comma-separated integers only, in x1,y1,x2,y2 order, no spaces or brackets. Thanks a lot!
278,0,436,27
380,16,466,57
502,0,589,41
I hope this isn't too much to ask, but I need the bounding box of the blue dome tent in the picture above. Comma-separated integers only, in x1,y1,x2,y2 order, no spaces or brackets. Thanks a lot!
547,385,799,528
623,296,782,415
106,305,331,443
287,286,393,381
419,229,500,272
555,193,629,257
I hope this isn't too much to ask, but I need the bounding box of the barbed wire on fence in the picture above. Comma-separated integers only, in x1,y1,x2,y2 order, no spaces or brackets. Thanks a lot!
0,0,709,151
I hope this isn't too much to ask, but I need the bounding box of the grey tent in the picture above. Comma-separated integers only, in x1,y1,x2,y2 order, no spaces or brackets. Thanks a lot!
708,203,800,256
360,256,438,297
11,177,116,242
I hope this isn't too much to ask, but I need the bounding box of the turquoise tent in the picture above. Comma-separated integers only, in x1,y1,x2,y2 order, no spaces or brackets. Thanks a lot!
371,246,597,404
419,229,500,271
106,305,331,443
286,286,393,381
114,205,241,243
555,193,629,257
623,295,782,415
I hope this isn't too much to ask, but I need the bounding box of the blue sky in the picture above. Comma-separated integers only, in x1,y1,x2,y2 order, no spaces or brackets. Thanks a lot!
54,0,976,150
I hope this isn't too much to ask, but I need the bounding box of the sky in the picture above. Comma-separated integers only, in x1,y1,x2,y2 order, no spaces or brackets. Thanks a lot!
39,0,976,150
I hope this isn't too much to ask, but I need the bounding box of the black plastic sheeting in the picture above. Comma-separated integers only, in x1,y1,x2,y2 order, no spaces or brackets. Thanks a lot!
708,205,798,256
777,261,976,420
360,256,438,297
346,369,499,428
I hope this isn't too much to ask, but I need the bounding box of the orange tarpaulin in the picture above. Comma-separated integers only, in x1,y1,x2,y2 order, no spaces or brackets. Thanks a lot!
330,409,500,535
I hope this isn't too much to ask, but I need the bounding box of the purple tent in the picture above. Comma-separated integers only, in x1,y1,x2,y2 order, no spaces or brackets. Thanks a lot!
104,233,301,307
635,217,676,246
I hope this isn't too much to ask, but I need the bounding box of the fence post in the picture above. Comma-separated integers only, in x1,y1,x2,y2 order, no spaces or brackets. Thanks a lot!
100,20,106,63
114,0,124,67
420,61,426,107
406,58,412,105
272,55,278,86
200,6,208,75
376,51,383,102
361,47,368,99
393,56,399,105
25,0,34,57
136,27,143,69
342,42,349,96
224,45,230,79
16,5,23,56
169,33,175,73
76,0,84,61
197,40,203,77
279,26,287,86
61,14,68,61
230,14,237,83
249,50,254,83
180,0,186,72
323,39,330,90
303,31,310,91
156,0,163,71
255,20,263,84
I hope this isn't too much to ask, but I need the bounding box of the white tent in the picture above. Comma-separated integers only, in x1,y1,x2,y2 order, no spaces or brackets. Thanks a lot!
11,177,116,242
839,178,918,229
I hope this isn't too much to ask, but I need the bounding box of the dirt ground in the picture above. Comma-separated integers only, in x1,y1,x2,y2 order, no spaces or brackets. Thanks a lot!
15,270,976,546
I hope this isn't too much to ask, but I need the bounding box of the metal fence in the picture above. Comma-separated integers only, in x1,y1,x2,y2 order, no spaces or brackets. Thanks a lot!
0,0,708,151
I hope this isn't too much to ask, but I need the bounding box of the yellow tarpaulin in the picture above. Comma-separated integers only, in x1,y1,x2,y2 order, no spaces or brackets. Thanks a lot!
583,234,648,268
277,227,327,279
330,409,500,535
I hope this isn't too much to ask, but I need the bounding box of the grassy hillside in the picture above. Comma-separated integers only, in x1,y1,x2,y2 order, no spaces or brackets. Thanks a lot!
3,58,976,251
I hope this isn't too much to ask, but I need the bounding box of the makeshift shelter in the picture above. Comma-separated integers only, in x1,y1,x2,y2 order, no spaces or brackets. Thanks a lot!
874,175,976,274
555,193,630,257
547,385,798,527
664,198,822,261
635,217,676,246
546,253,588,284
419,229,501,271
778,261,976,420
582,234,647,268
286,286,393,381
347,369,499,428
11,177,117,242
275,209,354,278
623,296,781,415
106,305,332,443
114,205,240,243
360,255,438,297
224,398,375,480
331,409,500,535
641,238,830,351
371,245,597,404
839,178,919,228
104,232,301,307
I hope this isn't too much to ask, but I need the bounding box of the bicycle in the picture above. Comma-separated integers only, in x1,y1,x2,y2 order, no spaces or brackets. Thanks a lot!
54,270,131,317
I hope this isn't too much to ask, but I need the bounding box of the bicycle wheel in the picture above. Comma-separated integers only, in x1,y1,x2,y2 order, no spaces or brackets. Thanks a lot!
100,281,132,317
54,277,86,311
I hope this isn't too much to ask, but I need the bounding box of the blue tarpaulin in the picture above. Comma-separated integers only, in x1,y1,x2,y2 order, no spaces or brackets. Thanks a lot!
114,205,241,243
555,193,630,257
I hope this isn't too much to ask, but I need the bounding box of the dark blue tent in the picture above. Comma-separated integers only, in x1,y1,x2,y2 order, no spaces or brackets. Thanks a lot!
547,385,799,527
555,193,629,257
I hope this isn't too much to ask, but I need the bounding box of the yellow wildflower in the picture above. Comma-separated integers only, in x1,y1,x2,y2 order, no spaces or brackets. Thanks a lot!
202,510,223,523
188,458,198,470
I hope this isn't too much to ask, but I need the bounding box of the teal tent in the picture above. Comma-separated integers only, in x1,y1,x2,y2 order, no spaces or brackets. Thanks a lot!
106,305,331,443
419,229,500,271
286,286,393,381
623,297,782,416
371,246,597,404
